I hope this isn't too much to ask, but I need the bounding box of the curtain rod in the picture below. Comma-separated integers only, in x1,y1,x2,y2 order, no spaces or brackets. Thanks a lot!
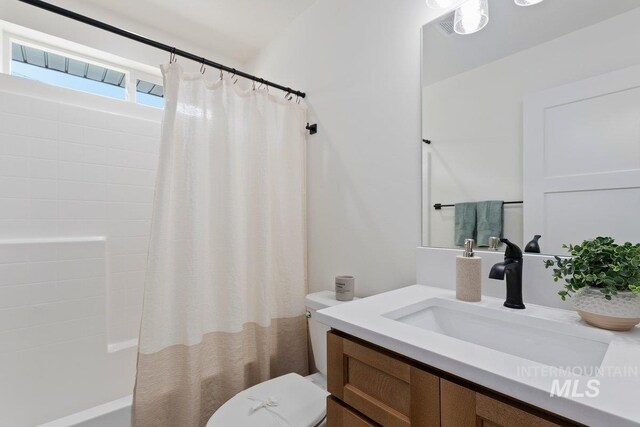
17,0,306,99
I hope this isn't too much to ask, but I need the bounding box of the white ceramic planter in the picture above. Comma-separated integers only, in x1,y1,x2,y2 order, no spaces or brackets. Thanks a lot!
572,286,640,331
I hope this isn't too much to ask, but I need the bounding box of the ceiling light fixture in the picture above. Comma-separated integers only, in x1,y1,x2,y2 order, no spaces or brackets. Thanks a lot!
454,0,489,35
514,0,545,6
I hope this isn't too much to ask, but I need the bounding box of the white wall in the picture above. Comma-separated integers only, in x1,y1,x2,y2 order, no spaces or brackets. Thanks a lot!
0,75,160,426
250,0,444,297
423,8,640,250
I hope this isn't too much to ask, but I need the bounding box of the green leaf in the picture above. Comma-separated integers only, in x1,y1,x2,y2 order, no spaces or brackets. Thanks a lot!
546,236,640,301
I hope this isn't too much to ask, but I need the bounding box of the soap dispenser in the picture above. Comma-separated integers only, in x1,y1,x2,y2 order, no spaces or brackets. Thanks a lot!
456,239,481,302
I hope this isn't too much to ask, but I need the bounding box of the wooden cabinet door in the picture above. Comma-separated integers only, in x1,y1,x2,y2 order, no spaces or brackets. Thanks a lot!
327,331,440,427
441,379,573,427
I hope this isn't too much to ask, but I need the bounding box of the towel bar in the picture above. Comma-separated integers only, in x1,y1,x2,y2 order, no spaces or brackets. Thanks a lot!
433,201,523,210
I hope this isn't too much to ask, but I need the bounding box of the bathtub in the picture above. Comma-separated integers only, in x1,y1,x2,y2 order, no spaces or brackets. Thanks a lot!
38,396,132,427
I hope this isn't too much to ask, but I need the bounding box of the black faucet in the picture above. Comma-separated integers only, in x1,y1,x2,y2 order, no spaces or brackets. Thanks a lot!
489,238,525,309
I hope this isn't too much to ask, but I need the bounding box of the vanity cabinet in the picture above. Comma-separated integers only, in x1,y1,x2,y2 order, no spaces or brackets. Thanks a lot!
327,331,581,427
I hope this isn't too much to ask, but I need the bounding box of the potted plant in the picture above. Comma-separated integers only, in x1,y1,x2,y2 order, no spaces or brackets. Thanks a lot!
545,236,640,331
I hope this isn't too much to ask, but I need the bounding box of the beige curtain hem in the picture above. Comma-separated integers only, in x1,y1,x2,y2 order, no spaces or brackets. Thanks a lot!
133,315,309,427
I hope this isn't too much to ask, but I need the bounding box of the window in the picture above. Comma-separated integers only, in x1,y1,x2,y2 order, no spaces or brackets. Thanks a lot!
7,38,164,108
136,79,164,108
12,42,127,100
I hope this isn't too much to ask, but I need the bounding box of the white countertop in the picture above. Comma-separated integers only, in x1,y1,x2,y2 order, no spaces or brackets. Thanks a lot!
315,285,640,427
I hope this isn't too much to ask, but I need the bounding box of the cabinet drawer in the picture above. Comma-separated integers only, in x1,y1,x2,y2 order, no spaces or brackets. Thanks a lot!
327,396,379,427
327,331,439,427
476,393,562,427
441,379,576,427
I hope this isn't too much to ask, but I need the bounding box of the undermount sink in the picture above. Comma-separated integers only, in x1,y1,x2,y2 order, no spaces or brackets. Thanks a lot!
383,297,612,373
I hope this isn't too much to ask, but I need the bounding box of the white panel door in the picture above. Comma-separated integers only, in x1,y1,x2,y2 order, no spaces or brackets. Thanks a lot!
523,65,640,254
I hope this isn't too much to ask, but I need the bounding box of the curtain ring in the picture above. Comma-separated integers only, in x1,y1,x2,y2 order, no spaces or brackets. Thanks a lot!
200,58,206,74
169,47,176,64
219,69,224,81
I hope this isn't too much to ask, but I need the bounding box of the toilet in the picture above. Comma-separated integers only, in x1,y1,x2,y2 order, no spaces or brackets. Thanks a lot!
207,290,356,427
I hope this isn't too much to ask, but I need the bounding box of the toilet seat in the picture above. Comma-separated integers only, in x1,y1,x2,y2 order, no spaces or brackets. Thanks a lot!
206,373,329,427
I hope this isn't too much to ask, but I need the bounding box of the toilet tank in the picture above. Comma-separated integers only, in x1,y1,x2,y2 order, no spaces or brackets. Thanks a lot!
305,291,358,376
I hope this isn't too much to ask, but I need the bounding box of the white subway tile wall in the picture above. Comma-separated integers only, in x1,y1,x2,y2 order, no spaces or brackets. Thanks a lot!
0,86,160,345
0,74,161,426
0,240,105,352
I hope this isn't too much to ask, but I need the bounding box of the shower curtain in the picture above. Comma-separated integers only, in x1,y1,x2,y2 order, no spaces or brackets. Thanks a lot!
133,63,309,427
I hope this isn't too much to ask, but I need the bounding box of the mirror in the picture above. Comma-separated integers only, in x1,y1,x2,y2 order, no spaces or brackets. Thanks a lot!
421,0,640,254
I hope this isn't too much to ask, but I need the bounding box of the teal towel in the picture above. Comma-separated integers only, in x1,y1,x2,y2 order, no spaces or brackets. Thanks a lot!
454,202,477,246
476,200,504,247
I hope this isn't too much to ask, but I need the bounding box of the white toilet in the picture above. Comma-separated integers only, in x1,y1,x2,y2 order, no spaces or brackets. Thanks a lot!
207,290,355,427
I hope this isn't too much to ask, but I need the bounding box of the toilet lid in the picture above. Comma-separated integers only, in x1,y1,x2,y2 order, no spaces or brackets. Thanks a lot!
207,373,329,427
